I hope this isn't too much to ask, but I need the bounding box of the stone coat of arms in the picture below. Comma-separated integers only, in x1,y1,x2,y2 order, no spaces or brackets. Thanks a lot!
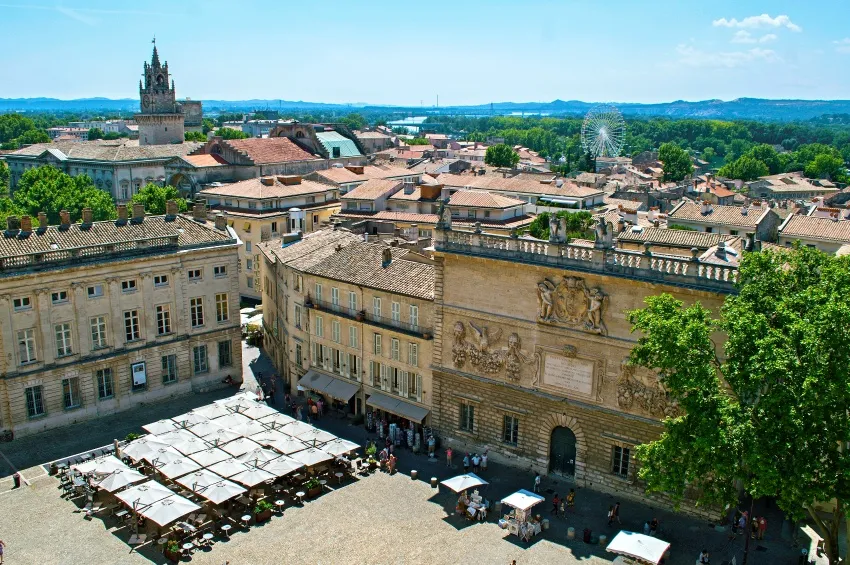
536,276,607,335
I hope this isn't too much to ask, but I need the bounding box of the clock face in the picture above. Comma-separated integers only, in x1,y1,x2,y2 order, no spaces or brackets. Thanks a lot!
142,95,150,109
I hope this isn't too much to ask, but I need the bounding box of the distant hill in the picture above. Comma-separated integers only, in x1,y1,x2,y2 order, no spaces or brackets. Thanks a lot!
3,96,850,121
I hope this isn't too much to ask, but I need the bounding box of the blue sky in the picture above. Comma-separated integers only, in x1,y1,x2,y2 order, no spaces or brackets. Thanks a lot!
1,0,849,105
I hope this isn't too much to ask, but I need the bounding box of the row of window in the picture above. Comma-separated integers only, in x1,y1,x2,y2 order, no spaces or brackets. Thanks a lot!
368,360,422,401
24,341,233,418
311,343,361,381
313,315,419,366
14,295,229,365
457,402,632,478
312,284,420,326
10,269,228,312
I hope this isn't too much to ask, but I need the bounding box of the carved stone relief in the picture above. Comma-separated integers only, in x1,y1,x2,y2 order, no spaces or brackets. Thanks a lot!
616,361,681,418
536,276,607,335
531,344,604,402
451,320,532,381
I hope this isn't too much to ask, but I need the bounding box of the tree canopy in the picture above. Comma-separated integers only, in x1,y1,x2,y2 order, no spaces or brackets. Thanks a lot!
129,184,188,215
526,210,594,240
9,165,116,224
214,127,250,140
627,246,850,562
88,127,104,140
184,131,207,142
658,142,693,182
340,113,367,132
0,161,9,196
484,144,520,168
718,154,770,181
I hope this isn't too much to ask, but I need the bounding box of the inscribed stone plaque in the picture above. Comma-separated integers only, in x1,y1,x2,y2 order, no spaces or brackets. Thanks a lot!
543,354,595,397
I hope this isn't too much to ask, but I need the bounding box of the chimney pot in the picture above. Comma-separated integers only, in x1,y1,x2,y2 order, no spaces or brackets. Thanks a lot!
82,207,93,225
117,204,128,222
381,247,392,265
19,215,32,233
59,210,71,227
132,203,145,222
6,216,19,232
193,199,206,221
38,212,48,230
165,199,178,218
215,214,226,231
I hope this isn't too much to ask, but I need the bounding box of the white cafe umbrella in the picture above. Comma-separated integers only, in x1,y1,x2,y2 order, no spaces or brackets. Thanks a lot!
204,428,242,446
222,437,263,458
232,419,267,437
189,447,230,468
188,420,226,438
194,480,246,505
259,413,296,429
237,447,280,466
254,433,308,455
139,495,201,527
158,458,202,480
207,458,250,478
240,403,278,420
193,403,233,420
214,391,254,405
116,480,173,507
259,455,303,478
290,447,333,468
440,473,488,493
230,466,276,487
144,446,185,466
122,436,171,461
73,456,128,475
501,489,545,512
606,531,671,565
250,429,289,445
295,428,337,445
214,412,252,430
157,428,199,445
172,436,209,456
280,420,314,437
320,438,360,457
177,469,226,492
93,467,147,493
171,411,209,428
143,419,178,435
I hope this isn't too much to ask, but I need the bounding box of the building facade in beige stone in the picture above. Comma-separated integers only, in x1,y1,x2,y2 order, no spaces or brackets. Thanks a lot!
0,203,242,438
259,229,435,426
429,228,736,518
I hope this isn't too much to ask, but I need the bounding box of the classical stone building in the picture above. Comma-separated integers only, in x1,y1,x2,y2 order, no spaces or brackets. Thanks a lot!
0,202,241,437
429,226,737,518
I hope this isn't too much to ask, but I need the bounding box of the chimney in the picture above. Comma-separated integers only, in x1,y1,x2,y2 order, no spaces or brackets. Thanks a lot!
700,200,713,215
81,207,93,227
38,212,48,230
5,216,19,232
117,204,128,223
617,217,625,233
278,175,302,186
132,203,145,222
59,209,71,228
215,214,227,230
165,199,178,218
715,241,727,260
261,177,275,186
381,247,392,266
653,220,660,228
19,215,32,233
746,232,755,251
648,207,657,222
193,199,206,221
403,182,415,195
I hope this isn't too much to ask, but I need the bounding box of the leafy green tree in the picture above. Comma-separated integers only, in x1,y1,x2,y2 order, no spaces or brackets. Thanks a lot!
718,155,769,181
0,161,9,196
88,127,105,140
804,153,848,182
184,131,207,142
12,165,116,224
627,247,850,563
746,144,781,174
658,142,693,182
701,147,716,162
129,184,188,215
405,138,431,146
214,127,250,140
340,113,366,131
527,210,594,239
202,118,217,134
484,144,520,168
0,197,23,223
0,114,38,143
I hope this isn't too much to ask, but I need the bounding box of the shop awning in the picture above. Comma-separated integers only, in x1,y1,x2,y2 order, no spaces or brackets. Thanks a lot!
298,371,332,394
366,392,429,423
297,371,360,402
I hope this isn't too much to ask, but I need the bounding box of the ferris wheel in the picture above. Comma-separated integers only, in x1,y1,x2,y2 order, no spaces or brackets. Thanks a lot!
581,105,626,158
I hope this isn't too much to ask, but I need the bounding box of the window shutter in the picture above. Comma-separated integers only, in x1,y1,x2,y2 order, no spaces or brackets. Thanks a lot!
400,371,408,398
416,374,422,402
380,364,387,391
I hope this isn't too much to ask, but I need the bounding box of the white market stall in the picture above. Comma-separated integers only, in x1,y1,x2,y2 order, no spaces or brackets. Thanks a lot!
441,473,490,521
499,489,545,539
440,473,488,493
606,531,670,565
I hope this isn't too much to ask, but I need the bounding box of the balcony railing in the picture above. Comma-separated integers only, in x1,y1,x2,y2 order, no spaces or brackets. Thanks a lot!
305,297,432,339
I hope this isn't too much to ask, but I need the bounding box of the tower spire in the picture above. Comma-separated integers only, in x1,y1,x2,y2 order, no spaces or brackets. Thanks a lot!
151,36,160,68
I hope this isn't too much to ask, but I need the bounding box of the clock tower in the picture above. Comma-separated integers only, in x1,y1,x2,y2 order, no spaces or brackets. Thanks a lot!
136,43,185,145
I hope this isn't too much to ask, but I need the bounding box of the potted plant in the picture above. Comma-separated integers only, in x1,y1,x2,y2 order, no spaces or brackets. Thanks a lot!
125,432,140,442
164,539,181,562
305,477,322,498
253,499,274,523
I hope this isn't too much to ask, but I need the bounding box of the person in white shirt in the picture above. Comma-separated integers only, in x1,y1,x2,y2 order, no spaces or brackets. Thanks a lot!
480,451,488,472
533,472,541,493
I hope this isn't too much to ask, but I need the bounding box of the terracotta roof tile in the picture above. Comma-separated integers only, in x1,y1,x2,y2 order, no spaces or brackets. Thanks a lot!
436,174,601,198
779,215,850,243
310,165,412,186
668,201,769,228
340,179,403,201
199,177,334,199
221,137,318,165
447,190,525,209
617,227,735,248
11,140,200,162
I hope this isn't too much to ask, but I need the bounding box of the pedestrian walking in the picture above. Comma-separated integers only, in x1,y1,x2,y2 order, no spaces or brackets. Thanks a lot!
316,398,324,418
758,516,767,540
0,539,5,564
446,447,453,467
698,549,710,564
551,493,560,515
750,516,759,539
607,505,615,526
533,472,541,493
284,392,291,406
269,382,276,405
472,453,480,473
481,450,488,472
389,453,397,474
566,488,575,511
255,384,263,401
559,497,566,518
295,405,303,421
428,435,436,458
612,501,621,524
311,402,319,421
463,454,470,473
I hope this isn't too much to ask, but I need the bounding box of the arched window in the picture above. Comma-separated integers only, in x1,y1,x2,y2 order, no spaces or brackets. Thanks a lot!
156,74,165,86
295,130,305,138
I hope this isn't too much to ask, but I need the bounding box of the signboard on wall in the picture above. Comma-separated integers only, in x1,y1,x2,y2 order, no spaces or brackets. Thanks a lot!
131,362,147,387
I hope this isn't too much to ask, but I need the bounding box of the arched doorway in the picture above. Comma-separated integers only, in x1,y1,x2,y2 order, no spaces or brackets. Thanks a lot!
549,427,577,477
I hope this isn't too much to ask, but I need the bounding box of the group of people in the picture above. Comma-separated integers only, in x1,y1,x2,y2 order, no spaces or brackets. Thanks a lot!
455,450,487,474
733,510,767,540
253,372,278,405
282,393,325,422
549,489,576,518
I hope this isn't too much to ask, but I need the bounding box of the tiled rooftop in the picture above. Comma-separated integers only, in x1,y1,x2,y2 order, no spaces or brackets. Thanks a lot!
340,179,403,201
199,177,334,200
10,140,200,162
219,137,318,165
617,226,735,248
436,174,601,198
779,215,850,242
310,166,412,186
447,190,525,209
668,201,769,228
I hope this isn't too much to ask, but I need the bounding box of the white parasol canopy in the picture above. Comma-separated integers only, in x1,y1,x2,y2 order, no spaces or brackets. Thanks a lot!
214,412,252,430
122,436,171,461
320,438,360,457
92,467,147,492
193,403,234,420
145,446,185,466
501,489,545,511
214,391,254,405
440,473,488,493
116,480,174,507
139,495,201,527
237,447,281,465
222,437,263,458
259,413,296,429
240,403,278,420
172,435,210,456
256,434,308,455
177,469,226,491
204,428,243,446
142,419,178,435
207,458,251,478
194,480,246,505
295,428,337,445
157,458,202,480
280,420,314,437
157,428,200,445
187,420,225,438
290,447,333,467
73,456,128,475
606,531,671,565
189,447,230,468
230,466,276,487
259,455,303,477
171,411,209,428
231,419,267,437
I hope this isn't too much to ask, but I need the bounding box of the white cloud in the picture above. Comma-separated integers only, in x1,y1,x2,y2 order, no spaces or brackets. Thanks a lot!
676,44,781,68
712,14,802,32
731,31,776,44
834,38,850,54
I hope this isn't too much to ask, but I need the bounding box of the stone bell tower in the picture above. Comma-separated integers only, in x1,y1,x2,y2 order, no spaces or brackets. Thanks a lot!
136,42,184,145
